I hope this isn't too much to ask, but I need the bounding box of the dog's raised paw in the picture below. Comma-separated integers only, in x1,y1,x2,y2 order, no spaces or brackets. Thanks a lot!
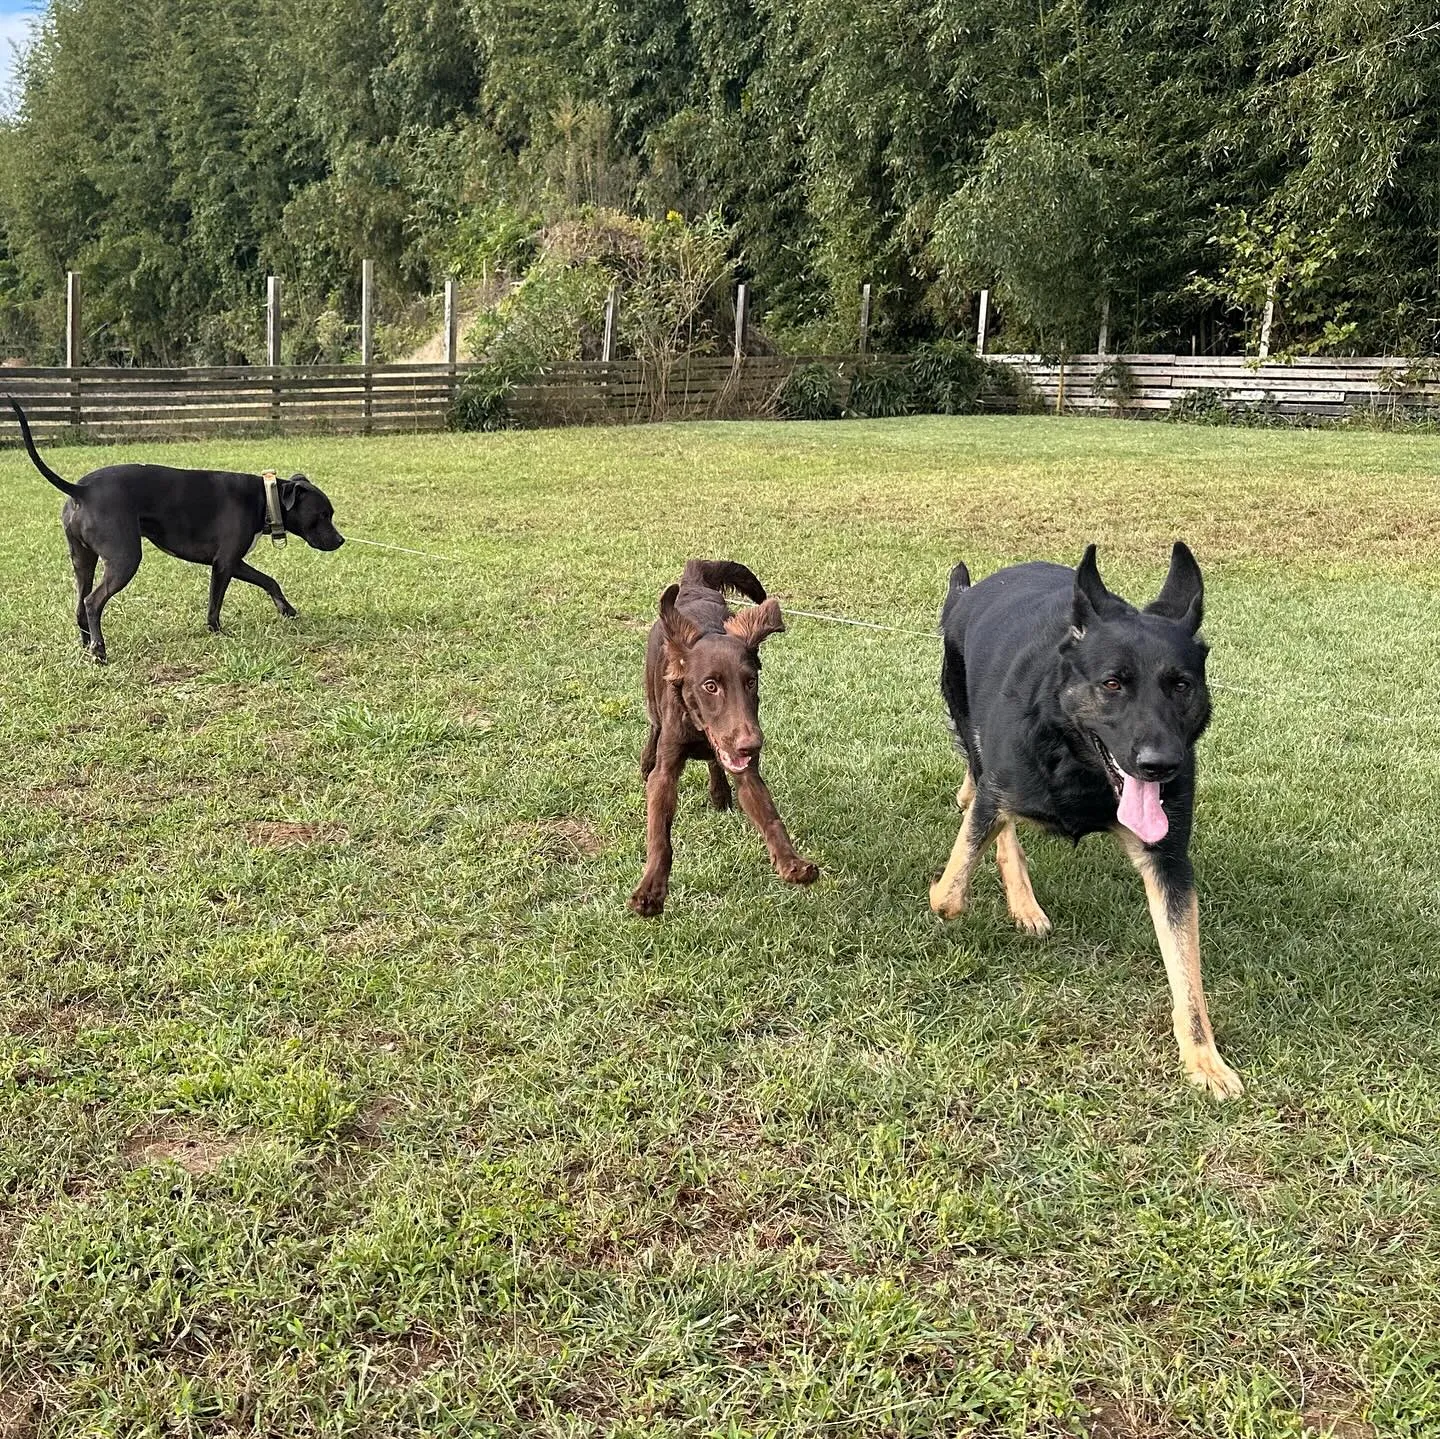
1185,1050,1244,1100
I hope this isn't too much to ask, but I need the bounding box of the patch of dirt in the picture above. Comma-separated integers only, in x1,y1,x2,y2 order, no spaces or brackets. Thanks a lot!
1303,1417,1375,1439
1076,1392,1167,1439
510,817,605,863
612,613,653,631
244,821,347,848
0,1386,38,1439
1301,1369,1375,1439
353,1096,405,1142
150,663,201,684
125,1127,248,1176
24,777,91,814
374,1330,453,1380
4,996,107,1039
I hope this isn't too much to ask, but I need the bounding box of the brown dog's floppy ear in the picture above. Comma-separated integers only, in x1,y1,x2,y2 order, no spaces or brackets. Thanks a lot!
1143,540,1204,635
724,596,785,649
659,584,702,681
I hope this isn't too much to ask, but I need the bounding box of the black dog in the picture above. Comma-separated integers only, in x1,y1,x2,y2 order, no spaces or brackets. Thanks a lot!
11,399,343,662
930,543,1242,1098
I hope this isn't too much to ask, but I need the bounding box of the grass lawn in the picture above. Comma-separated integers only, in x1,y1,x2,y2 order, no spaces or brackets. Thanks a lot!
2,415,1440,1436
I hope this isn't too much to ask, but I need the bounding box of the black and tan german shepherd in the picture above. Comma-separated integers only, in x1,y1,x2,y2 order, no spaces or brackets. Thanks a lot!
930,543,1242,1098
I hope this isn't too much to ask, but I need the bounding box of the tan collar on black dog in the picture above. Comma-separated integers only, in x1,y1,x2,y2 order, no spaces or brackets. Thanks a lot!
262,470,287,548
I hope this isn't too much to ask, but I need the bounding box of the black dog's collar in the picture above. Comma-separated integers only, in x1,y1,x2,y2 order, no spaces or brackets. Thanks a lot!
262,470,287,548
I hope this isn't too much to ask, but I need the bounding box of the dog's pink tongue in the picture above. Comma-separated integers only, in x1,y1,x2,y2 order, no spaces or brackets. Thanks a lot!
1117,773,1168,845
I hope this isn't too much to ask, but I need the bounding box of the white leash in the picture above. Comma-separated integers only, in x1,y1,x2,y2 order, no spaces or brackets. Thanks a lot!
780,606,939,639
346,536,465,563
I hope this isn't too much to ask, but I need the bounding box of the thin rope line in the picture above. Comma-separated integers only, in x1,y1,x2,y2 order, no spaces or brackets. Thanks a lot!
781,606,939,639
346,536,465,563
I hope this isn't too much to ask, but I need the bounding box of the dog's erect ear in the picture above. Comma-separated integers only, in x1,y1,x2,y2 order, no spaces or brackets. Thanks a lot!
1071,544,1127,634
1143,540,1204,635
724,597,785,649
659,584,702,680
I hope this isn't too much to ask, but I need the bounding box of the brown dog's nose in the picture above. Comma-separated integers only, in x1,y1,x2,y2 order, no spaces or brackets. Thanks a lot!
734,734,763,760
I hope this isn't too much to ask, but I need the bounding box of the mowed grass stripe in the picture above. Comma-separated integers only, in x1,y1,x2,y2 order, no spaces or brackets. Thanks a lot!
0,417,1436,1434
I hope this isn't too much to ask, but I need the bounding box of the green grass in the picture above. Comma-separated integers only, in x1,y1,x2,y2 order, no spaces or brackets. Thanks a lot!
1,416,1439,1435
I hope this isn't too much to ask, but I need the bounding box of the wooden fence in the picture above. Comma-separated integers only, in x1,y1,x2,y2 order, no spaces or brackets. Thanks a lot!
1013,354,1440,420
0,353,859,441
0,365,466,441
1,352,1437,444
507,354,862,425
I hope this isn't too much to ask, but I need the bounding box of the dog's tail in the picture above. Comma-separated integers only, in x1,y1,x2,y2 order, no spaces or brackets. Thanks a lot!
947,561,972,597
680,559,767,604
9,398,81,497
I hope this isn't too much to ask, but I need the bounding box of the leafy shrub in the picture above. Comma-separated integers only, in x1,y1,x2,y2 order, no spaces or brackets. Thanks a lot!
451,363,524,431
847,364,915,418
465,257,611,372
617,211,734,379
907,339,988,413
1093,358,1137,409
461,208,735,410
1167,388,1233,425
1230,394,1286,427
776,362,841,420
448,202,542,279
982,359,1026,409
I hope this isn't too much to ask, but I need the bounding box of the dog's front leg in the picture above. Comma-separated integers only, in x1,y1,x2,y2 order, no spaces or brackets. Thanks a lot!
706,761,733,811
929,784,1002,919
231,560,299,619
1117,831,1243,1099
734,768,818,885
629,755,684,917
994,820,1051,936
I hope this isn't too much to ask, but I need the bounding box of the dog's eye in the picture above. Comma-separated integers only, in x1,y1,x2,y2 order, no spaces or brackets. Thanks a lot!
1173,678,1191,693
745,678,757,692
702,679,720,695
1102,677,1124,692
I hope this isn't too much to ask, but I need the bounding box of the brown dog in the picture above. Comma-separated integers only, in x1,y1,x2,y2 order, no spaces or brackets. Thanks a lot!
629,559,819,917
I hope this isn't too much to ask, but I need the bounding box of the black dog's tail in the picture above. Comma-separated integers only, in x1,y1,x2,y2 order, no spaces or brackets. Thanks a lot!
9,398,80,497
680,559,767,604
947,561,971,596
